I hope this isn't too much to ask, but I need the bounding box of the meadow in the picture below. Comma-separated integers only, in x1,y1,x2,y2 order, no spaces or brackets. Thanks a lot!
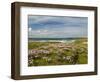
28,38,88,66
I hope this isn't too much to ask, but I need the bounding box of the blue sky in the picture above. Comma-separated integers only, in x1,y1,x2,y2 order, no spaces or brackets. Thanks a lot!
28,15,88,38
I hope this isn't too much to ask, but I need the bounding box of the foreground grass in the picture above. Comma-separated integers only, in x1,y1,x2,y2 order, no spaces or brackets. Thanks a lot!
28,38,88,66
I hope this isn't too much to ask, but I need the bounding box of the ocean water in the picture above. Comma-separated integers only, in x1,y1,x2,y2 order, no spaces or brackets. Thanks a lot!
28,38,82,43
28,38,81,40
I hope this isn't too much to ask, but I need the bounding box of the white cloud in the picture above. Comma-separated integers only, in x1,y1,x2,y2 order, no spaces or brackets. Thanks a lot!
28,27,32,32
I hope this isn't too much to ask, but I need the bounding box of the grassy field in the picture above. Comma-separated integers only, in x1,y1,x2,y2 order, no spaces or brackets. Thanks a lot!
28,38,88,66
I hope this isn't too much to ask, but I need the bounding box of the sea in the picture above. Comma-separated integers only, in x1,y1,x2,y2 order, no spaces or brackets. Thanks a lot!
28,38,82,43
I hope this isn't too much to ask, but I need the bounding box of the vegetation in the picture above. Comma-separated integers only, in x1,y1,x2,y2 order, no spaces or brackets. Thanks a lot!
28,38,88,66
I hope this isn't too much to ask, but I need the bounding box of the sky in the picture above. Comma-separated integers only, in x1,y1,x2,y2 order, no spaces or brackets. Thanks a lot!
28,15,88,38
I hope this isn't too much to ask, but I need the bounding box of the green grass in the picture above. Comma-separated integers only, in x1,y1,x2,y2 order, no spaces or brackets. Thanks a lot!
28,38,88,66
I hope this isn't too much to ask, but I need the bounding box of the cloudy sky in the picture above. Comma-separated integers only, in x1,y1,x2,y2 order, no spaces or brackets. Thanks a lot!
28,15,88,38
